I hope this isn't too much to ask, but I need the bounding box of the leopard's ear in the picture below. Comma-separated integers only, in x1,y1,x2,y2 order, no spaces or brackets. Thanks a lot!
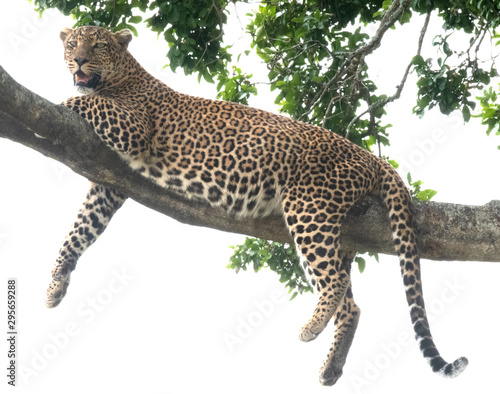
60,27,73,43
114,29,133,50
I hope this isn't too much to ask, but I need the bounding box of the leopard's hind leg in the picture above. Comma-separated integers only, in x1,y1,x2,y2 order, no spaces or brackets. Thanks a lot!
46,183,126,307
319,255,360,386
281,184,357,343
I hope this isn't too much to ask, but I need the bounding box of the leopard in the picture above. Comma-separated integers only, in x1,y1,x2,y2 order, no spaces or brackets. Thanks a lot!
46,25,468,386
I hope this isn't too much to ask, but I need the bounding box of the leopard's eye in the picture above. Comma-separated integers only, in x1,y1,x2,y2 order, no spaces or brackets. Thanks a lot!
94,42,107,49
68,41,77,48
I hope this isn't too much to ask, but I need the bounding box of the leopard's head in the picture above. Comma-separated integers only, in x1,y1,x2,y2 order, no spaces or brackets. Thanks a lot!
60,26,132,94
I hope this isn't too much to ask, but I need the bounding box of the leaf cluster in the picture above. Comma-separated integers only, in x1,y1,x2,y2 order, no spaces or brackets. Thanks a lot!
216,64,257,104
413,0,500,33
34,0,150,35
411,1,500,120
246,0,390,150
475,85,500,148
412,44,496,121
406,172,438,201
228,237,313,300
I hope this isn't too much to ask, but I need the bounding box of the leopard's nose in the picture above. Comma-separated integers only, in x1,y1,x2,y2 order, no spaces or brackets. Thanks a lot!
74,57,89,66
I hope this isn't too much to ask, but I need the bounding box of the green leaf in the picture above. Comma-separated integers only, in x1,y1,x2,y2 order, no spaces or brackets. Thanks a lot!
355,256,366,274
203,70,215,84
416,189,438,201
462,105,471,122
128,15,142,24
125,24,138,37
411,54,425,66
388,159,399,169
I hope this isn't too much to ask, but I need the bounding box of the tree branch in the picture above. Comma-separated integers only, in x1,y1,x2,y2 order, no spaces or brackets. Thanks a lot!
301,0,413,123
1,65,499,262
346,10,432,137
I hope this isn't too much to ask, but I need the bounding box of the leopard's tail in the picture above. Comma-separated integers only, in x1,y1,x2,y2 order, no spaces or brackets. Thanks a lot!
378,161,468,378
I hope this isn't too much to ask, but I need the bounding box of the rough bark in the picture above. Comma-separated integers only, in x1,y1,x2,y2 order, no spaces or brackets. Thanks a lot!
1,65,499,262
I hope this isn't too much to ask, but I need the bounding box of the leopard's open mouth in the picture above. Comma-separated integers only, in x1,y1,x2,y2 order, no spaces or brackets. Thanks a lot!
73,70,101,89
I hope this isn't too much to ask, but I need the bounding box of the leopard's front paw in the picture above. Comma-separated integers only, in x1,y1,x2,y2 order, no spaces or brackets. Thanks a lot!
46,278,70,308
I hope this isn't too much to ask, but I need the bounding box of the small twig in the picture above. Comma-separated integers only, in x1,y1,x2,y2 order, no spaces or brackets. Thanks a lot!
460,21,486,67
192,0,225,71
272,40,336,59
474,24,489,61
322,95,342,128
109,0,117,27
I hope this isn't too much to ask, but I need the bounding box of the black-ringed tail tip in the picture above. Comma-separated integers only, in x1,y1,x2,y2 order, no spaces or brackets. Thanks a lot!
433,356,468,378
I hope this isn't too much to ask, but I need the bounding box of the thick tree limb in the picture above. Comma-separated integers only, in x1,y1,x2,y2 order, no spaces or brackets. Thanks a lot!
1,65,499,262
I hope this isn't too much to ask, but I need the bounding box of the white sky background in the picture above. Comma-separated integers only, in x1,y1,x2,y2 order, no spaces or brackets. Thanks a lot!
1,1,500,393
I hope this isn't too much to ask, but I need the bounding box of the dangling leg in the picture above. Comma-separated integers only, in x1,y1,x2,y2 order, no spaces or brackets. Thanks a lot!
319,251,360,386
281,185,355,343
298,249,351,342
46,183,127,307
